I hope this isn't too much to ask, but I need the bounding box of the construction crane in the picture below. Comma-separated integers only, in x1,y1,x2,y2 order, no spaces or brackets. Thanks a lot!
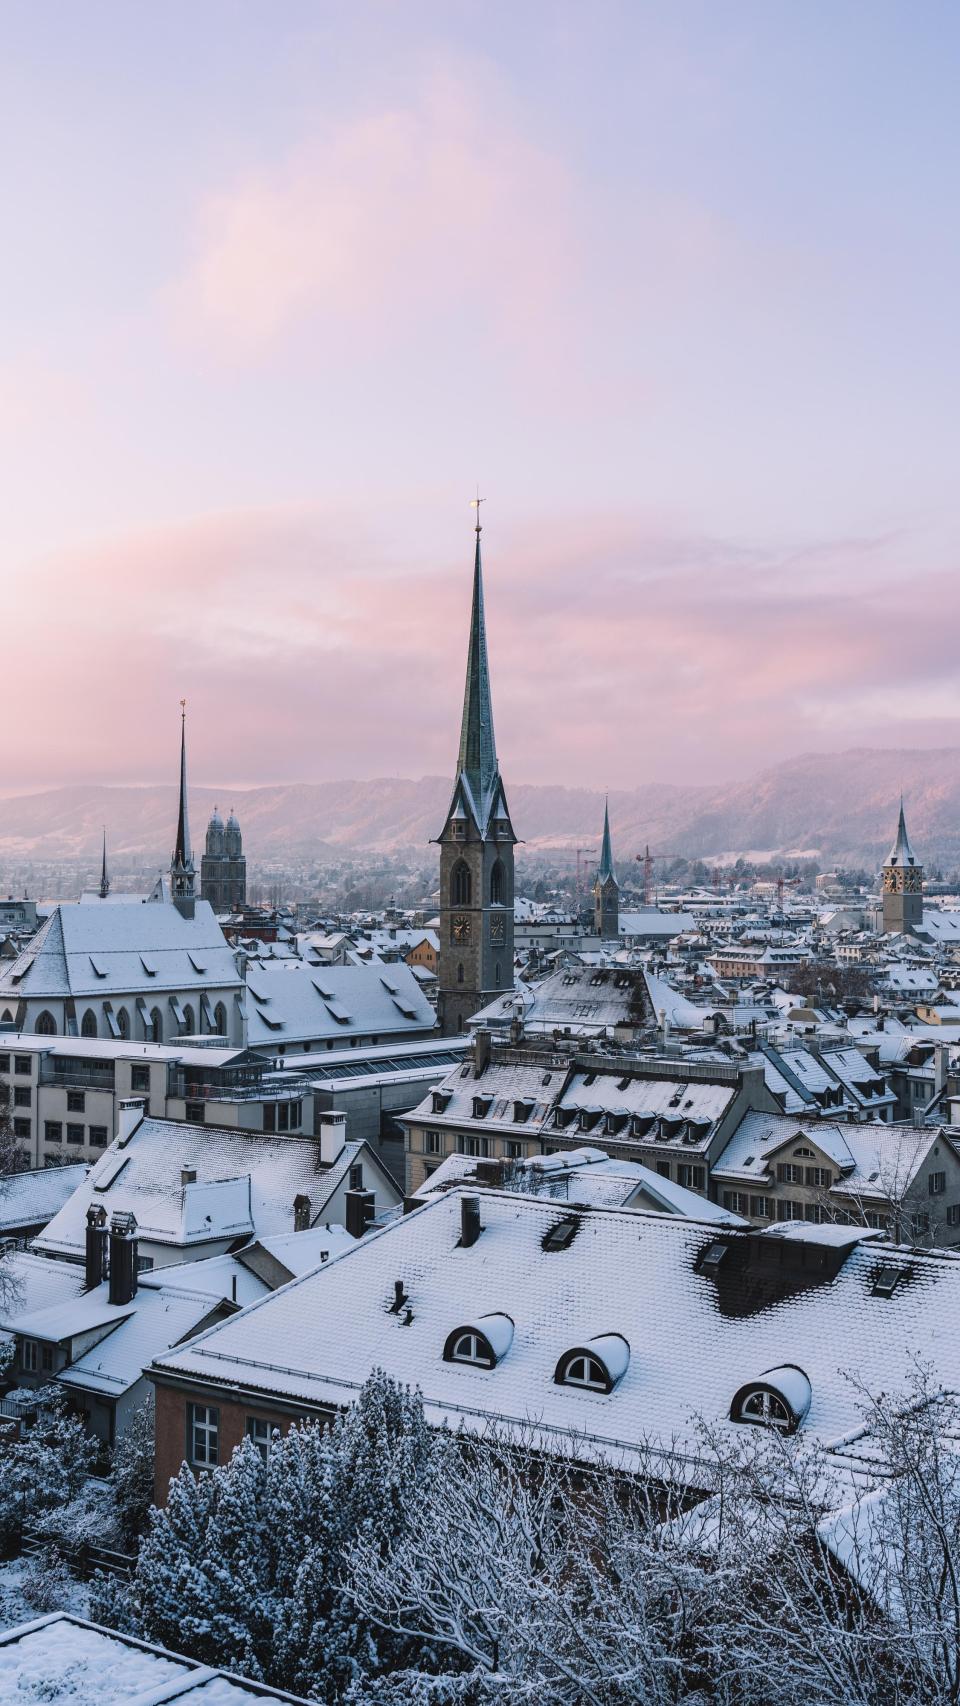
574,847,597,901
776,872,802,913
635,845,684,906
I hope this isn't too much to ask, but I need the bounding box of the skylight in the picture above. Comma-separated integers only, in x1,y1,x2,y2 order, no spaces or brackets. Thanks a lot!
872,1264,909,1298
542,1218,579,1252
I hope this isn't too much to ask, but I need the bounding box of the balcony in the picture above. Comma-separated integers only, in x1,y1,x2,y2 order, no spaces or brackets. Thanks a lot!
39,1063,115,1093
166,1069,310,1104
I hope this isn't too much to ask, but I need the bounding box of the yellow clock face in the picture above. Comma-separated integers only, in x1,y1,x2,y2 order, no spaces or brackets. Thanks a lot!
452,915,471,943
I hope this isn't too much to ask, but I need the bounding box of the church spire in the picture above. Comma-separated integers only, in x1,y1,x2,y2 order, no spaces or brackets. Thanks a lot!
99,826,110,900
597,796,617,885
456,498,499,824
171,700,196,917
886,795,916,867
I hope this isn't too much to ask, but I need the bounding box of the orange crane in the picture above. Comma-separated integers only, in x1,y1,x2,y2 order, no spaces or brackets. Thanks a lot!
635,845,684,906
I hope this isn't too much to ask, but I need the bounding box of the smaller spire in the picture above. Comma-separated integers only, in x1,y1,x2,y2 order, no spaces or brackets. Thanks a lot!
886,795,917,867
597,796,617,885
99,826,110,900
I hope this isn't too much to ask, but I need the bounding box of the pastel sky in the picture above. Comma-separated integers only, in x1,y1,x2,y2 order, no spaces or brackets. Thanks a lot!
2,1,959,792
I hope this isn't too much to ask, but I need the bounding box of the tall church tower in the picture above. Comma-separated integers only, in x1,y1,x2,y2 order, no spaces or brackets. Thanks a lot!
882,797,923,935
593,798,620,939
436,507,516,1035
170,701,196,920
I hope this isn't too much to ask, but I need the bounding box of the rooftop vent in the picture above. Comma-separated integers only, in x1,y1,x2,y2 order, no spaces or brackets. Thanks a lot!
459,1195,482,1249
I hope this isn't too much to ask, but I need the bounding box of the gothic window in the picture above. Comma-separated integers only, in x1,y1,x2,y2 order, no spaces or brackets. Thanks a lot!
457,963,465,985
150,1007,163,1044
495,963,501,987
183,1004,195,1035
116,1007,130,1039
35,1011,55,1035
451,860,472,906
490,859,505,905
81,1010,98,1039
214,1002,227,1037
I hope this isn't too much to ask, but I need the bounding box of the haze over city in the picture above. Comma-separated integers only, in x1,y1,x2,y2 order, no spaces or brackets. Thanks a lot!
3,0,959,792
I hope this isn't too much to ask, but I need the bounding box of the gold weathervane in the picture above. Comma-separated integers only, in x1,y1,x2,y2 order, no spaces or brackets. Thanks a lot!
470,491,485,534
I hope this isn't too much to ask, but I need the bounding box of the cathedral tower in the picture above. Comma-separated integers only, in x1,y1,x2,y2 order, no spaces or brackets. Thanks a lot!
201,805,247,913
593,798,620,939
436,507,516,1035
170,701,196,920
882,797,923,935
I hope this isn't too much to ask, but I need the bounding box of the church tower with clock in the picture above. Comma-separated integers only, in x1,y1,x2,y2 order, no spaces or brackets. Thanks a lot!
882,798,923,935
436,506,516,1035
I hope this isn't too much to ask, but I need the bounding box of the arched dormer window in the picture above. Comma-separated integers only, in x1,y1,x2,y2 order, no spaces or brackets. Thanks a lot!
35,1011,55,1035
81,1010,98,1039
451,860,472,906
731,1366,811,1435
443,1314,513,1369
554,1334,630,1395
490,859,505,905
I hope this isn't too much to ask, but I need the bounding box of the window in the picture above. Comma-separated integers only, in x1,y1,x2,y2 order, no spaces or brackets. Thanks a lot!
657,1161,671,1178
188,1403,220,1466
89,1125,108,1149
804,1203,825,1224
911,1211,931,1239
67,1091,85,1113
349,1163,363,1191
677,1165,704,1190
792,1146,816,1158
35,1011,55,1036
723,1191,748,1213
929,1171,947,1197
81,1011,98,1039
457,1135,490,1158
560,1354,608,1391
776,1163,803,1184
947,1205,960,1227
0,1055,8,1073
116,1008,130,1039
214,1002,227,1037
185,1102,205,1124
14,1056,30,1076
41,1346,54,1372
490,860,505,905
750,1196,773,1219
779,1199,806,1221
150,1008,163,1044
44,1121,62,1144
448,1331,492,1367
182,1005,195,1035
739,1390,792,1430
457,963,464,985
131,1065,149,1093
13,1119,30,1140
495,963,501,987
451,861,472,906
806,1167,831,1188
245,1417,277,1461
66,1124,84,1145
136,1255,155,1273
13,1087,30,1108
425,1130,442,1155
21,1341,38,1372
505,1141,526,1160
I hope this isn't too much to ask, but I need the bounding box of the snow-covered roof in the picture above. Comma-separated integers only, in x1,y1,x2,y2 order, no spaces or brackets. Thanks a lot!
413,1148,743,1222
58,1284,222,1398
0,1613,314,1702
244,961,436,1047
0,899,240,1001
0,1163,88,1231
712,1109,938,1200
152,1189,960,1475
31,1117,378,1259
0,1250,88,1329
618,912,697,938
470,965,653,1037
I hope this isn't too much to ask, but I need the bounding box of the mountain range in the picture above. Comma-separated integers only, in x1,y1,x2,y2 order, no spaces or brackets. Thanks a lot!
0,748,958,871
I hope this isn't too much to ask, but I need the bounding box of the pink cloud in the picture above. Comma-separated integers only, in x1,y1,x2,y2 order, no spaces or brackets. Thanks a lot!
5,505,960,793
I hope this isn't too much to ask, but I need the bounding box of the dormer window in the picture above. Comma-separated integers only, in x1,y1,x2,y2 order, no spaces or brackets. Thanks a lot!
554,1334,630,1395
731,1366,811,1435
443,1313,514,1369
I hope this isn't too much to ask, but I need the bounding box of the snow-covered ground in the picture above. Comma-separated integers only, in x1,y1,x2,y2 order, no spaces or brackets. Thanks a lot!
0,1555,90,1630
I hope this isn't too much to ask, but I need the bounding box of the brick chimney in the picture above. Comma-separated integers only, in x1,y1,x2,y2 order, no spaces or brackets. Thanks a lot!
108,1210,138,1306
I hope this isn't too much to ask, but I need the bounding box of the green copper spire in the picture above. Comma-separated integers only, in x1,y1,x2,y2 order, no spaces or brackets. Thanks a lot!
455,508,499,821
597,796,617,884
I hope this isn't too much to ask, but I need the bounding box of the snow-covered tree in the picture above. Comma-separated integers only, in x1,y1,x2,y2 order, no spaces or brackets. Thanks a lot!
0,1385,97,1546
111,1399,156,1549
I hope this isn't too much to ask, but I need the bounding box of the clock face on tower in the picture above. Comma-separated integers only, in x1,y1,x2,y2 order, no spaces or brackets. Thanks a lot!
490,914,505,944
452,915,471,944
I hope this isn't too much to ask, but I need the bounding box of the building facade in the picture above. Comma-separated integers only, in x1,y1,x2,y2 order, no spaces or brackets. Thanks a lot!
201,808,247,913
436,517,516,1035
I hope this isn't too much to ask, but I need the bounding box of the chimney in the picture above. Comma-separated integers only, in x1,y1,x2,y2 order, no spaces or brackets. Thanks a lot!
181,1166,197,1188
84,1205,107,1290
116,1098,146,1147
510,998,525,1046
293,1192,312,1232
936,1042,950,1096
474,1030,492,1077
345,1188,376,1239
460,1195,482,1248
318,1110,347,1167
108,1210,138,1306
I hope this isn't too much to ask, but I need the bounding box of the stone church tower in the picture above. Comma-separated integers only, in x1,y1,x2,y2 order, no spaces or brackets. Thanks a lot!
593,798,620,938
882,798,923,935
170,702,196,920
201,807,247,913
436,513,516,1036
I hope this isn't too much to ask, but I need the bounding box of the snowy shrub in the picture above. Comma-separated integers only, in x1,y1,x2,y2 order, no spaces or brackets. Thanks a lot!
20,1543,73,1612
111,1399,155,1548
0,1386,97,1548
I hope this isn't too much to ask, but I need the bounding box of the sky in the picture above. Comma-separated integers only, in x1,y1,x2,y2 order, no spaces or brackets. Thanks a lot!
2,0,959,793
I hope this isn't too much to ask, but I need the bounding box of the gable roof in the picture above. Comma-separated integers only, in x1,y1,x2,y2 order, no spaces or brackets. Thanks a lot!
244,960,435,1048
0,899,240,1001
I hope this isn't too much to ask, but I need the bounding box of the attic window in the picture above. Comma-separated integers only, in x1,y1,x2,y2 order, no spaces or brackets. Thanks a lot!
139,955,157,976
542,1217,579,1252
554,1334,629,1395
739,1390,792,1430
698,1240,730,1276
443,1314,513,1369
872,1264,909,1298
731,1366,811,1434
188,955,207,975
793,1146,816,1158
89,956,108,978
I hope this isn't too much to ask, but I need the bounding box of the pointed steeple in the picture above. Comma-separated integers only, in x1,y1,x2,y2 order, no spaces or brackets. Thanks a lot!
171,700,196,916
455,510,499,824
597,797,617,886
886,796,917,868
98,826,110,900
